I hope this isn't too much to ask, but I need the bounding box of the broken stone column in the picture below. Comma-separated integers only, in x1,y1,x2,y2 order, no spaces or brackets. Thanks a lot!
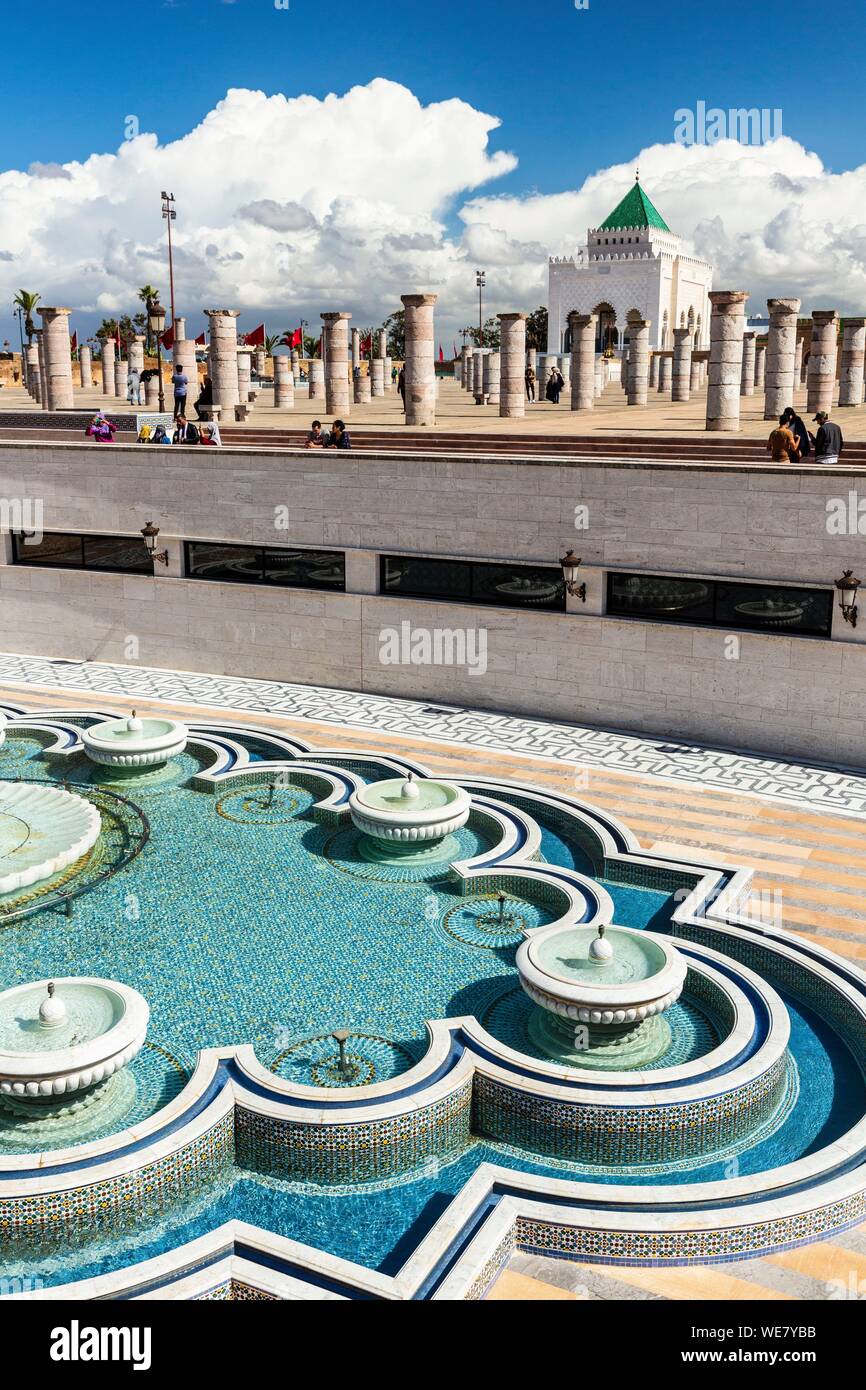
483,351,500,405
402,293,437,425
672,328,692,402
36,331,48,408
626,312,650,405
26,342,41,402
498,312,526,418
658,354,672,393
114,356,128,398
648,353,659,389
308,359,325,401
172,318,198,395
255,348,266,377
237,347,253,405
754,344,766,391
838,317,866,407
322,312,351,415
706,290,748,431
37,307,75,410
796,335,807,383
101,335,116,395
806,310,839,415
144,374,160,408
370,357,385,396
351,328,361,371
129,334,146,377
354,368,372,404
526,347,537,386
567,312,596,411
378,329,387,360
689,356,701,393
740,332,756,396
206,310,241,410
78,344,92,390
291,349,300,384
472,348,487,404
274,354,294,408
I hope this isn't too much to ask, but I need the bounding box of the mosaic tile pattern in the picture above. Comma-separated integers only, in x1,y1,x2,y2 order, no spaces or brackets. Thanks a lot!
1,652,864,815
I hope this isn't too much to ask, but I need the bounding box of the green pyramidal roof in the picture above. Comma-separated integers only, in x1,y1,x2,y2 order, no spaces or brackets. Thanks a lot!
598,181,671,232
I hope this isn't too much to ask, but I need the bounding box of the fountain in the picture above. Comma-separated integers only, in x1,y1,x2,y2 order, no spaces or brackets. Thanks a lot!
348,772,470,863
0,781,101,894
517,923,687,1069
81,709,188,769
0,977,148,1121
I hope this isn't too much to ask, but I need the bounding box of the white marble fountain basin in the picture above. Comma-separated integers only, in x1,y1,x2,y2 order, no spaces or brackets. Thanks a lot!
0,781,102,895
0,977,149,1100
81,714,188,768
348,775,471,843
517,923,687,1026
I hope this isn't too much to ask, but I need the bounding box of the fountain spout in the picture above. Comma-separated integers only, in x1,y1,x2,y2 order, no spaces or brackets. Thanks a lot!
589,924,614,962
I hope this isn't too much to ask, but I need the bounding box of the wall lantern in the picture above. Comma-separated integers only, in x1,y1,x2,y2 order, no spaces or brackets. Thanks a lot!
141,521,169,568
835,569,861,628
559,549,587,603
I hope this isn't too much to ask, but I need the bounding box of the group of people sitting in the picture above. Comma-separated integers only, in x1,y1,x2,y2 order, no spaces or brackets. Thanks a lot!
137,416,220,446
303,419,352,449
767,407,844,464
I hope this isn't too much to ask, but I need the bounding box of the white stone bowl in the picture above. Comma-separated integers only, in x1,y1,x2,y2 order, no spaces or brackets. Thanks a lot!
348,777,471,843
0,781,102,895
81,715,188,768
517,924,687,1027
0,977,149,1100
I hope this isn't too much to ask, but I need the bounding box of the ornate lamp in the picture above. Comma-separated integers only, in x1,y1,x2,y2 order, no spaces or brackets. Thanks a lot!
835,570,860,628
559,549,587,603
140,520,169,568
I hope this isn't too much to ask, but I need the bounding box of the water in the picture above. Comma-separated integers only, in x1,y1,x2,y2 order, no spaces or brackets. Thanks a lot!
0,981,122,1053
535,926,666,985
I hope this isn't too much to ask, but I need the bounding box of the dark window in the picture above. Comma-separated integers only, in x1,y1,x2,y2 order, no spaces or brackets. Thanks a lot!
381,555,565,611
607,572,832,638
185,541,345,590
12,532,151,574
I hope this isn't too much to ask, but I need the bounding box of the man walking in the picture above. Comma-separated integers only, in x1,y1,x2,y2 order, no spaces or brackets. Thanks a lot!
170,364,189,420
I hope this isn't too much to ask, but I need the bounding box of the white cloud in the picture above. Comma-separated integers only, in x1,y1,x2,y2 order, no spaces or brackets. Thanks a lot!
1,84,865,349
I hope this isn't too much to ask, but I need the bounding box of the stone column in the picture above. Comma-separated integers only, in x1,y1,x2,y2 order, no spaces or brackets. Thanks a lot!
129,334,146,377
26,342,41,401
308,359,325,401
740,332,756,396
648,353,659,389
291,349,301,384
672,328,692,402
322,312,351,415
526,347,537,386
351,328,361,371
796,335,807,383
36,331,48,408
37,307,75,410
559,353,571,386
370,357,385,396
658,354,672,393
144,374,160,408
498,312,526,418
568,312,596,411
255,348,266,377
237,347,253,405
594,357,604,398
689,356,701,393
472,348,486,403
384,356,393,389
806,310,839,415
461,345,473,391
754,344,766,391
838,318,866,407
354,368,372,404
378,329,387,360
401,293,437,425
100,336,116,395
114,356,128,398
205,310,241,410
626,312,650,405
706,290,748,432
483,351,500,405
78,344,92,390
172,318,198,392
274,355,294,408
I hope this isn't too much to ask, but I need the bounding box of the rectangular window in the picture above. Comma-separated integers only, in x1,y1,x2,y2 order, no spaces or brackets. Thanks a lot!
607,572,832,638
185,541,345,590
381,555,565,611
12,531,151,574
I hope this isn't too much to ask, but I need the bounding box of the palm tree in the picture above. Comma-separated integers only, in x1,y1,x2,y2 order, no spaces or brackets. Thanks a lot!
137,284,160,307
265,333,283,357
13,290,40,344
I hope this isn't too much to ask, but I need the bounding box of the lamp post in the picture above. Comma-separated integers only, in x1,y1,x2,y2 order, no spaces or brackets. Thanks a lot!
161,192,177,329
475,269,486,347
147,298,167,412
559,549,587,603
835,570,861,628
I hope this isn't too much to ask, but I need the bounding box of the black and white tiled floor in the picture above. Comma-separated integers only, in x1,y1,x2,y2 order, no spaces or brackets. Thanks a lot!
1,650,865,817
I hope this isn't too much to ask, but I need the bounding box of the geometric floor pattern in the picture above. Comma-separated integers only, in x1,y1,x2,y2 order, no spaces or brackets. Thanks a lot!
0,650,865,817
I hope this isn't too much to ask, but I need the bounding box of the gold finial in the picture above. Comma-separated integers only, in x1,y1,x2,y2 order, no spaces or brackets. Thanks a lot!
635,167,640,182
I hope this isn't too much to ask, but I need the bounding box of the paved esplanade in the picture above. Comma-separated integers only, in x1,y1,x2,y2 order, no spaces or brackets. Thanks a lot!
37,307,74,410
764,298,800,420
839,318,866,407
206,310,241,410
626,311,650,405
568,312,596,412
706,290,747,431
807,310,839,415
672,327,692,402
401,293,437,426
498,312,526,418
322,312,351,415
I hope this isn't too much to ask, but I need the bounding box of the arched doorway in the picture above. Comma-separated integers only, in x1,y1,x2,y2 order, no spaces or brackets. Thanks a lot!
592,302,618,354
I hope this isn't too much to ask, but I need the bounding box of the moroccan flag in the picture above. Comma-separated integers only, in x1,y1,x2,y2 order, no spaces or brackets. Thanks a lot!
438,343,444,362
360,333,372,356
244,323,266,347
160,323,175,351
195,332,206,346
283,328,302,349
70,331,78,355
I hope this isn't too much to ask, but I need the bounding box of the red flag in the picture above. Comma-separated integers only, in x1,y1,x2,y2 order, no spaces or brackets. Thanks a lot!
283,328,302,349
244,323,266,347
70,331,78,354
438,343,444,362
195,332,206,345
360,333,372,356
160,323,175,351
452,341,458,360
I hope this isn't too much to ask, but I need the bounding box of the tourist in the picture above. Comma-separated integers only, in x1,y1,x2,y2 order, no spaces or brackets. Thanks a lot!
305,420,326,448
194,374,213,420
199,424,221,446
85,412,116,443
781,406,810,460
126,366,140,406
170,364,189,420
325,419,352,449
767,415,797,463
397,366,406,406
149,423,171,445
525,365,536,402
172,415,200,445
812,411,843,464
546,367,564,404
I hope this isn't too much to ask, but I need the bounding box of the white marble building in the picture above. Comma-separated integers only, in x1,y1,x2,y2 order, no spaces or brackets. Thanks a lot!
546,176,713,354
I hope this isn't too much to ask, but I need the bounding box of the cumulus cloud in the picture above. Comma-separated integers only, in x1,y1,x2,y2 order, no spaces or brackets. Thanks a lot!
1,82,865,347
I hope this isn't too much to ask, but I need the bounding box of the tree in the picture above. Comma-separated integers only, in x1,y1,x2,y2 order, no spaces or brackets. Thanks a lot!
525,306,548,351
463,317,500,350
265,333,283,356
137,284,160,307
13,290,40,344
383,309,404,359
